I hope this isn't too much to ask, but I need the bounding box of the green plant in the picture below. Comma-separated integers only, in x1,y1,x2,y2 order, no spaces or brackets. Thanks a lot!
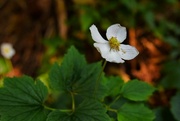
0,46,155,121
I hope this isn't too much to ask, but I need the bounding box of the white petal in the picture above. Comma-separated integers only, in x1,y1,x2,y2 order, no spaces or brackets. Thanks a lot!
94,43,124,63
118,44,139,60
116,26,127,43
89,24,107,43
106,24,127,43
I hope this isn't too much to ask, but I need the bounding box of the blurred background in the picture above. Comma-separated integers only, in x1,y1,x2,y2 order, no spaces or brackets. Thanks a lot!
0,0,180,120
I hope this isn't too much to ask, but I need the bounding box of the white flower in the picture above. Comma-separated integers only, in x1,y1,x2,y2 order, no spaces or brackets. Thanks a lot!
0,43,15,59
89,24,139,63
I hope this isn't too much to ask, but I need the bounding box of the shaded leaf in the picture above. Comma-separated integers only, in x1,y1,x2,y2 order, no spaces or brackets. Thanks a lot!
170,91,180,121
49,46,105,99
47,99,111,121
49,46,87,91
161,61,180,89
154,107,176,121
0,76,50,121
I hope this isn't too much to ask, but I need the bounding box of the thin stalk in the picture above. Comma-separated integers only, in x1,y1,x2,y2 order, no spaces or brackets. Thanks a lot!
44,105,72,112
105,104,117,113
109,94,121,107
107,108,118,113
94,60,107,98
70,92,75,112
6,59,13,70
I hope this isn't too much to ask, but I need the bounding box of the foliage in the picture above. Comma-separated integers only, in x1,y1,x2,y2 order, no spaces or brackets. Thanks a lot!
0,76,50,121
0,46,155,121
0,58,11,75
0,0,180,120
170,91,180,121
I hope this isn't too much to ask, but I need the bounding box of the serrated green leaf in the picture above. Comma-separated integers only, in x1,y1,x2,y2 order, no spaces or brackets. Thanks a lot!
120,80,155,101
0,76,50,121
118,103,155,121
49,46,105,99
170,91,180,121
47,99,111,121
49,46,86,91
103,76,124,96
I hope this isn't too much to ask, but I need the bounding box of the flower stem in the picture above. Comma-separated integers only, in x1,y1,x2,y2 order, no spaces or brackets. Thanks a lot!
94,60,107,98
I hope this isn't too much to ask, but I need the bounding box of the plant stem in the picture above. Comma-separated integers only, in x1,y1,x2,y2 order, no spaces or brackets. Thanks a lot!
70,92,75,112
6,59,13,70
109,94,121,107
105,104,117,113
94,60,107,98
44,105,72,112
107,108,118,113
44,105,56,111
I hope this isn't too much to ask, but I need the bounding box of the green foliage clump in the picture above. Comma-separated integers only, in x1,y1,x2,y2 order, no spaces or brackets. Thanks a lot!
0,46,155,121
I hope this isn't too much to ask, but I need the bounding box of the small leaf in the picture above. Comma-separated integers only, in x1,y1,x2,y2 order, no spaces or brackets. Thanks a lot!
0,76,50,121
171,91,180,121
47,99,111,121
118,103,155,121
0,58,10,74
120,79,155,101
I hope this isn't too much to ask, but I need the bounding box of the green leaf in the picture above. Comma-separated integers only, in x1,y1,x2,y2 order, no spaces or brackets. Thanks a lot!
170,91,180,121
49,46,105,99
118,103,155,121
49,46,86,90
144,11,155,29
121,0,138,11
120,79,155,101
47,99,111,121
0,58,10,74
154,107,176,121
0,76,50,121
80,12,94,31
103,76,124,96
163,36,179,47
161,61,180,89
80,6,100,31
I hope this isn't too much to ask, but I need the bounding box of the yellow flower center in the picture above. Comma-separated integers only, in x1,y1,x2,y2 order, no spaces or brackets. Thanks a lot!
109,37,120,51
3,47,11,54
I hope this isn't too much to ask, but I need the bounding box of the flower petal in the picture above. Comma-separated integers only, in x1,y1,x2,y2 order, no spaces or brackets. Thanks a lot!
118,44,139,60
106,24,127,43
116,26,127,43
89,24,107,43
94,43,125,63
